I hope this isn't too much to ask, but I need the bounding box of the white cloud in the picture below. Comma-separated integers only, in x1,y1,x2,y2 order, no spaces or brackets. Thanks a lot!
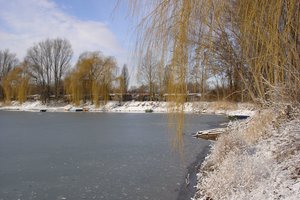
0,0,127,65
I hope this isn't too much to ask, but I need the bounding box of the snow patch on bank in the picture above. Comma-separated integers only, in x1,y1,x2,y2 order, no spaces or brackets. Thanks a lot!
193,108,300,200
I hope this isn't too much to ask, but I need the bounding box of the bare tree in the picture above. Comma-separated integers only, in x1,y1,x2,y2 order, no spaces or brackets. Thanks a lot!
52,39,73,99
137,51,158,100
26,38,73,102
0,49,18,100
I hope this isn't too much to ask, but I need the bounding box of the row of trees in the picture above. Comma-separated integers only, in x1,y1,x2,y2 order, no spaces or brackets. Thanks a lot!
137,50,225,101
0,38,130,105
1,37,229,106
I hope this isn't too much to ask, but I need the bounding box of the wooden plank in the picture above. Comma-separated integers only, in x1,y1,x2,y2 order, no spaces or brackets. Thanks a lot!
193,127,227,141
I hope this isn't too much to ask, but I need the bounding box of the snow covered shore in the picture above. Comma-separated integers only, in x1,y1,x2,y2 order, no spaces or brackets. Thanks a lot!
0,100,256,116
193,106,300,200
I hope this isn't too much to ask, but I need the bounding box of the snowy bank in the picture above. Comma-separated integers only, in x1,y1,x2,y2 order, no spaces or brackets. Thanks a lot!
0,100,256,116
193,106,300,200
0,101,67,112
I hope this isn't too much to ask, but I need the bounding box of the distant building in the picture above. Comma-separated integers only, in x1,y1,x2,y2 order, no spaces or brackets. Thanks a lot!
163,93,201,102
27,94,41,101
109,93,133,101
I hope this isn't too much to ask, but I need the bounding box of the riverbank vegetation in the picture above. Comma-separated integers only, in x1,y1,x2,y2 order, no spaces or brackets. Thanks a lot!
193,102,300,200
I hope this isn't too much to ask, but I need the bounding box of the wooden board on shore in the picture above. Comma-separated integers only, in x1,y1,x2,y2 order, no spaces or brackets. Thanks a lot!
193,127,227,141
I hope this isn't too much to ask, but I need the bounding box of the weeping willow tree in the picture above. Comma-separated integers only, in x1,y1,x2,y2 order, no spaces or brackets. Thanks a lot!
2,63,30,103
128,0,300,148
237,0,300,102
0,49,19,100
65,51,117,106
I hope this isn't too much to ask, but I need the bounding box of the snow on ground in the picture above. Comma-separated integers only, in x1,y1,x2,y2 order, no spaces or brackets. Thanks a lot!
0,101,66,112
226,109,256,117
0,100,256,115
193,107,300,200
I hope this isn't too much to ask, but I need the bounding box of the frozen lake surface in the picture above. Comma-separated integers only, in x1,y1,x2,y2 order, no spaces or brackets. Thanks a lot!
0,111,227,200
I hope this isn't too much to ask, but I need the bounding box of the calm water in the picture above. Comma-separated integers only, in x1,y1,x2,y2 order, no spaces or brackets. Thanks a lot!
0,111,227,200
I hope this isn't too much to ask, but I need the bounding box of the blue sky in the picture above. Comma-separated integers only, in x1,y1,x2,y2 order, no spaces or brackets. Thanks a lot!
52,0,135,49
0,0,136,70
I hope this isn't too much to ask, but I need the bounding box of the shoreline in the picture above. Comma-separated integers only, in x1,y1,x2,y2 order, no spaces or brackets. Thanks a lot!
0,100,256,116
177,142,212,200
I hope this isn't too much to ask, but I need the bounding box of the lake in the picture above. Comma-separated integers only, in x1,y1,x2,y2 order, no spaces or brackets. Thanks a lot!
0,111,227,200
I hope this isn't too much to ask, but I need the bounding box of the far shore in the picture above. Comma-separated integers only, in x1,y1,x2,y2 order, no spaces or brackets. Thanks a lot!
0,100,256,117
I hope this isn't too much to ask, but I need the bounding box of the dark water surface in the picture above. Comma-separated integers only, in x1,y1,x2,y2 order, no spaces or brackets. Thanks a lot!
0,111,227,200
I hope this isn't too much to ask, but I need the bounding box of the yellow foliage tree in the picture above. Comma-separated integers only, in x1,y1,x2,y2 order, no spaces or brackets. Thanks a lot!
2,64,30,103
65,51,117,106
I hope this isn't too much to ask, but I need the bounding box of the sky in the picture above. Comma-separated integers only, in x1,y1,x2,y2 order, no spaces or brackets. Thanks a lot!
0,0,136,71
